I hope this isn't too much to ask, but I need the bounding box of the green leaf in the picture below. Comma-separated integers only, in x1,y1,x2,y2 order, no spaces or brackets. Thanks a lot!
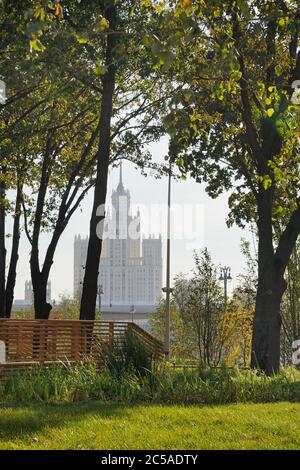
230,70,242,81
30,39,45,52
75,35,89,44
95,65,108,76
262,175,272,190
34,7,46,22
98,16,110,32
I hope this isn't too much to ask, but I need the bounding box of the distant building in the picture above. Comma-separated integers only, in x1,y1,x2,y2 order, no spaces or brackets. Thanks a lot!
74,166,163,307
24,280,52,304
13,280,52,312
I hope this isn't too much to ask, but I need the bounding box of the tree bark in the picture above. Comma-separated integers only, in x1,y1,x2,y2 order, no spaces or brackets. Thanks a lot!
5,183,22,317
30,138,52,319
0,176,6,317
80,2,117,320
33,224,64,319
251,266,286,375
251,186,300,374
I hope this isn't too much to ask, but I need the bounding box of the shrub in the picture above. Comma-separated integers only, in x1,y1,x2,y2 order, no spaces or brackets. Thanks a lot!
101,329,153,378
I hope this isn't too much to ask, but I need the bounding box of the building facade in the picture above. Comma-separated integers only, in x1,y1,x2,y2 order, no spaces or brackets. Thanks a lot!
24,280,52,304
74,167,163,307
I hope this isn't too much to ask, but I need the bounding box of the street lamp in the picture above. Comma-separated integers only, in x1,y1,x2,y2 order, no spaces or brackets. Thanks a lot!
219,266,232,310
97,284,104,312
163,162,172,360
130,305,136,323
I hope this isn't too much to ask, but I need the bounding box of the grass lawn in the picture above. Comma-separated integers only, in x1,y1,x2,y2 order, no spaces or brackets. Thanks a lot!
0,402,300,450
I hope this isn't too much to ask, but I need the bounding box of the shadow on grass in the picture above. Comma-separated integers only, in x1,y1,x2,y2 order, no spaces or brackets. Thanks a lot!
0,400,228,443
2,377,300,443
0,402,136,441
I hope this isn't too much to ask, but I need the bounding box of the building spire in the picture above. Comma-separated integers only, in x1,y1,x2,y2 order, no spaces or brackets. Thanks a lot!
117,161,125,193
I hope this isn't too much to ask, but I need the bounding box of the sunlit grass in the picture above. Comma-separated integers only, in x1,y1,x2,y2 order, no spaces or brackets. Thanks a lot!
1,402,300,450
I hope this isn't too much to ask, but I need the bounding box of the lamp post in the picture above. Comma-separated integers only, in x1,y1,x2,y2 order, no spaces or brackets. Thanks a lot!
97,284,104,312
163,163,172,360
130,305,136,323
219,266,232,311
79,265,86,303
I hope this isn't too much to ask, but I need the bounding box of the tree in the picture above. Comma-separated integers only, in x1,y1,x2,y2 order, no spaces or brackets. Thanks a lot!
1,0,166,319
151,249,253,366
151,0,300,374
80,0,173,319
79,0,117,320
0,0,38,317
152,249,224,365
1,22,100,319
186,249,224,366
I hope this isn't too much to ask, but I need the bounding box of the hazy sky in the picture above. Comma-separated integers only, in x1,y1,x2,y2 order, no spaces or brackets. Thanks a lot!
10,137,252,300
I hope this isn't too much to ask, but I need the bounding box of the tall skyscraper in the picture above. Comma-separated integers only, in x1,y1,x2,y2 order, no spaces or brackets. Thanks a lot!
74,166,163,307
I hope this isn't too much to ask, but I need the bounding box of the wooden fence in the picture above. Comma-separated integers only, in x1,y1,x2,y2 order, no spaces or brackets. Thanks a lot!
0,320,164,383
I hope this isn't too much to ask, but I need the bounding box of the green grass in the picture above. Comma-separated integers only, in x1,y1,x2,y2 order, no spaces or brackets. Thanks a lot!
3,364,300,405
1,402,300,450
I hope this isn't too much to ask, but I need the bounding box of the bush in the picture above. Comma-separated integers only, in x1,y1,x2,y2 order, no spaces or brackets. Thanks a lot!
101,329,153,378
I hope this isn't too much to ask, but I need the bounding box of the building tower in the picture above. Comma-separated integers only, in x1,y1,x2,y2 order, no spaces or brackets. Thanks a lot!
74,165,162,308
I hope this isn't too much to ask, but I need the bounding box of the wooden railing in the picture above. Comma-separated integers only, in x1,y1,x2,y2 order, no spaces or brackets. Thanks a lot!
129,322,165,359
0,320,164,382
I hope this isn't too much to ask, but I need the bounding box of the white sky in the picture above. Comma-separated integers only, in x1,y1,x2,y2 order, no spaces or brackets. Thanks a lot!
9,137,252,300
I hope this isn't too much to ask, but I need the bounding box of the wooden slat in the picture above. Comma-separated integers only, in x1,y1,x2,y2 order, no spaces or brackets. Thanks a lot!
0,320,164,371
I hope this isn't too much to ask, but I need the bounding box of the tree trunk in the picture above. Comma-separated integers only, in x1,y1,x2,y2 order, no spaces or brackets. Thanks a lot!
251,268,286,375
5,184,22,318
80,2,117,320
30,232,52,320
251,171,300,374
31,270,52,320
0,177,6,318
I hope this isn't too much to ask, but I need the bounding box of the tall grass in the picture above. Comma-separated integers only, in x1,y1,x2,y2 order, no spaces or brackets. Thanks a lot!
100,329,152,378
1,329,300,404
1,364,300,405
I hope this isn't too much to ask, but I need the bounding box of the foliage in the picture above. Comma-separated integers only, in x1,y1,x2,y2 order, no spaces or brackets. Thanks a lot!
186,249,224,365
151,248,226,365
219,305,253,367
51,293,81,319
1,0,169,318
232,234,300,367
99,329,153,378
2,364,300,406
149,297,188,357
11,310,34,320
232,237,257,311
147,0,300,372
151,247,253,366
